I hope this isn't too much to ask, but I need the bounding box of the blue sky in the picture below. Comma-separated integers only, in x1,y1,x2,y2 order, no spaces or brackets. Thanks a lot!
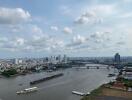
0,0,132,58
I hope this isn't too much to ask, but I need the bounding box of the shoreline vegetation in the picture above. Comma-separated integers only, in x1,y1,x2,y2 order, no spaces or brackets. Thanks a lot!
1,68,18,77
81,82,132,100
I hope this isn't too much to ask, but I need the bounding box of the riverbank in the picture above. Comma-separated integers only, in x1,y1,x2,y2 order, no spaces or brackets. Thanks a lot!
81,84,132,100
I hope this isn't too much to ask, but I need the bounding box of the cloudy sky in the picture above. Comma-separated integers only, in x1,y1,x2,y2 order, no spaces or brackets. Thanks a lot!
0,0,132,58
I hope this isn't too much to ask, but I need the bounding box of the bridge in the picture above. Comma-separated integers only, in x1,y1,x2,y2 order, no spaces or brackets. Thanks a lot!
72,64,113,69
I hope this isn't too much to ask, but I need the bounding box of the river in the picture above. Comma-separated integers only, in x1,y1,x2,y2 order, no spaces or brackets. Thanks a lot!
0,67,117,100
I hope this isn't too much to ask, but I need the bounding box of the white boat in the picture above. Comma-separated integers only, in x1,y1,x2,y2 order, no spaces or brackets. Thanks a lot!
72,91,90,96
16,87,38,94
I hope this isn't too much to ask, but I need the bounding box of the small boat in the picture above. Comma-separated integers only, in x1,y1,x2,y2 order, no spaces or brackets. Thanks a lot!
47,70,53,72
72,91,90,96
108,74,116,77
18,83,23,86
16,87,38,94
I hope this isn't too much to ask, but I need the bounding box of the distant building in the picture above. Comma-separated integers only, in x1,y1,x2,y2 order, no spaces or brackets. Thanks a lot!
114,53,120,64
123,64,132,80
63,55,67,63
114,53,121,69
58,55,62,63
14,58,19,65
13,58,23,65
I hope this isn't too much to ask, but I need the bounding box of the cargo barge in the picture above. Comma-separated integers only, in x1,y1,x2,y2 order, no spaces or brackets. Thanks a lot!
30,73,64,85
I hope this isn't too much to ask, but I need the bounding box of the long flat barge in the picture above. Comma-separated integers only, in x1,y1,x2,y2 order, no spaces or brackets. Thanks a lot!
30,73,64,85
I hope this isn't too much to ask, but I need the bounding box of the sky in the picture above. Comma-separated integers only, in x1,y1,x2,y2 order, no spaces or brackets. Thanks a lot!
0,0,132,58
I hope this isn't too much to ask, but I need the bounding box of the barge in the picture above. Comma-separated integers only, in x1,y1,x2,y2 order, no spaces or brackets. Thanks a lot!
30,73,64,85
16,87,38,94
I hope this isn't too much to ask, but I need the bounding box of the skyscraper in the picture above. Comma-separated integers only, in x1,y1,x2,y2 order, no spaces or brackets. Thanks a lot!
114,53,120,64
114,53,121,69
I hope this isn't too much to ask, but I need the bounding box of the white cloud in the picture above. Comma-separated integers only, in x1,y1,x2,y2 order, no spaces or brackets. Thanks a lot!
75,16,89,24
28,36,65,52
15,38,25,46
90,32,103,38
91,4,116,16
63,27,73,34
31,25,48,41
90,31,111,44
76,4,116,25
0,7,31,24
0,35,65,52
66,35,88,47
75,4,116,24
50,26,58,31
73,35,87,44
74,11,102,24
32,25,43,34
0,37,26,51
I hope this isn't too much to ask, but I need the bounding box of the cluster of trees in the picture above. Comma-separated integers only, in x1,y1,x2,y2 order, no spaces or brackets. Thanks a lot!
123,79,132,87
2,69,18,77
117,77,132,87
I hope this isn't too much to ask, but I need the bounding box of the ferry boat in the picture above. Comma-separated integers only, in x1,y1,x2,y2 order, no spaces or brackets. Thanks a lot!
16,87,38,94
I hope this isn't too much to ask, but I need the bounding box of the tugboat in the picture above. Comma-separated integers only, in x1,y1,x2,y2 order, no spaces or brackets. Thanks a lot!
16,87,38,95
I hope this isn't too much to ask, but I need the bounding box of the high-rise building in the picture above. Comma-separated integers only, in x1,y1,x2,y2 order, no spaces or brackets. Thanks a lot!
58,55,61,63
13,58,23,65
63,55,67,63
114,53,121,69
114,53,120,64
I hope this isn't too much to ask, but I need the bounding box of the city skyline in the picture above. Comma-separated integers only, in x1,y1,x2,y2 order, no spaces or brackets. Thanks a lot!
0,0,132,58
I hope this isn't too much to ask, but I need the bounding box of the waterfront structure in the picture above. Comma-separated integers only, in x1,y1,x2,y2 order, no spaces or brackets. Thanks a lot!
123,64,132,80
